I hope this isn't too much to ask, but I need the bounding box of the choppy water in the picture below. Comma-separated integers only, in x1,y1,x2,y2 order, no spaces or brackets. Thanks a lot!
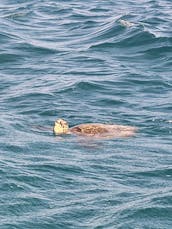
0,0,172,228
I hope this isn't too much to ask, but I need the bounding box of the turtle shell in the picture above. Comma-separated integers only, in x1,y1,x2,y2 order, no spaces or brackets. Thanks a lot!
71,124,109,135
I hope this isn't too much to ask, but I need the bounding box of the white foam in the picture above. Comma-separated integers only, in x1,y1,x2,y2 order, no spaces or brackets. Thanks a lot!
119,19,135,28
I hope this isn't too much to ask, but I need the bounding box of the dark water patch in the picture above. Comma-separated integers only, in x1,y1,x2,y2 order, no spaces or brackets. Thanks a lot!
54,81,108,99
143,45,172,59
131,168,172,178
5,92,53,101
89,26,153,49
4,9,33,23
74,81,106,91
66,54,105,65
27,162,86,178
153,195,172,206
123,206,172,228
4,92,54,115
2,144,26,154
10,173,52,190
2,197,49,219
14,42,58,55
0,53,22,64
115,28,155,48
0,32,20,44
1,180,27,193
97,98,126,107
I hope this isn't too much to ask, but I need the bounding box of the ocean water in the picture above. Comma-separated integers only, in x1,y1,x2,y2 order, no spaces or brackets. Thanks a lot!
0,0,172,228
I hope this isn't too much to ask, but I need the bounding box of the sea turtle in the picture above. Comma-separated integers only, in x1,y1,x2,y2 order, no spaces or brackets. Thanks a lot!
53,118,137,139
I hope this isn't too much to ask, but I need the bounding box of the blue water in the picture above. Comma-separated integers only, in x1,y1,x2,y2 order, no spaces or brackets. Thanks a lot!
0,0,172,228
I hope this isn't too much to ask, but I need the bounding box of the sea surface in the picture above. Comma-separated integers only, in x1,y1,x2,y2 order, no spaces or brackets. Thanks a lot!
0,0,172,228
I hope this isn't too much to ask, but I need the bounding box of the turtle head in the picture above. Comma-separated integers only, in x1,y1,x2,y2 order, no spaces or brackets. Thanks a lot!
53,119,69,135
